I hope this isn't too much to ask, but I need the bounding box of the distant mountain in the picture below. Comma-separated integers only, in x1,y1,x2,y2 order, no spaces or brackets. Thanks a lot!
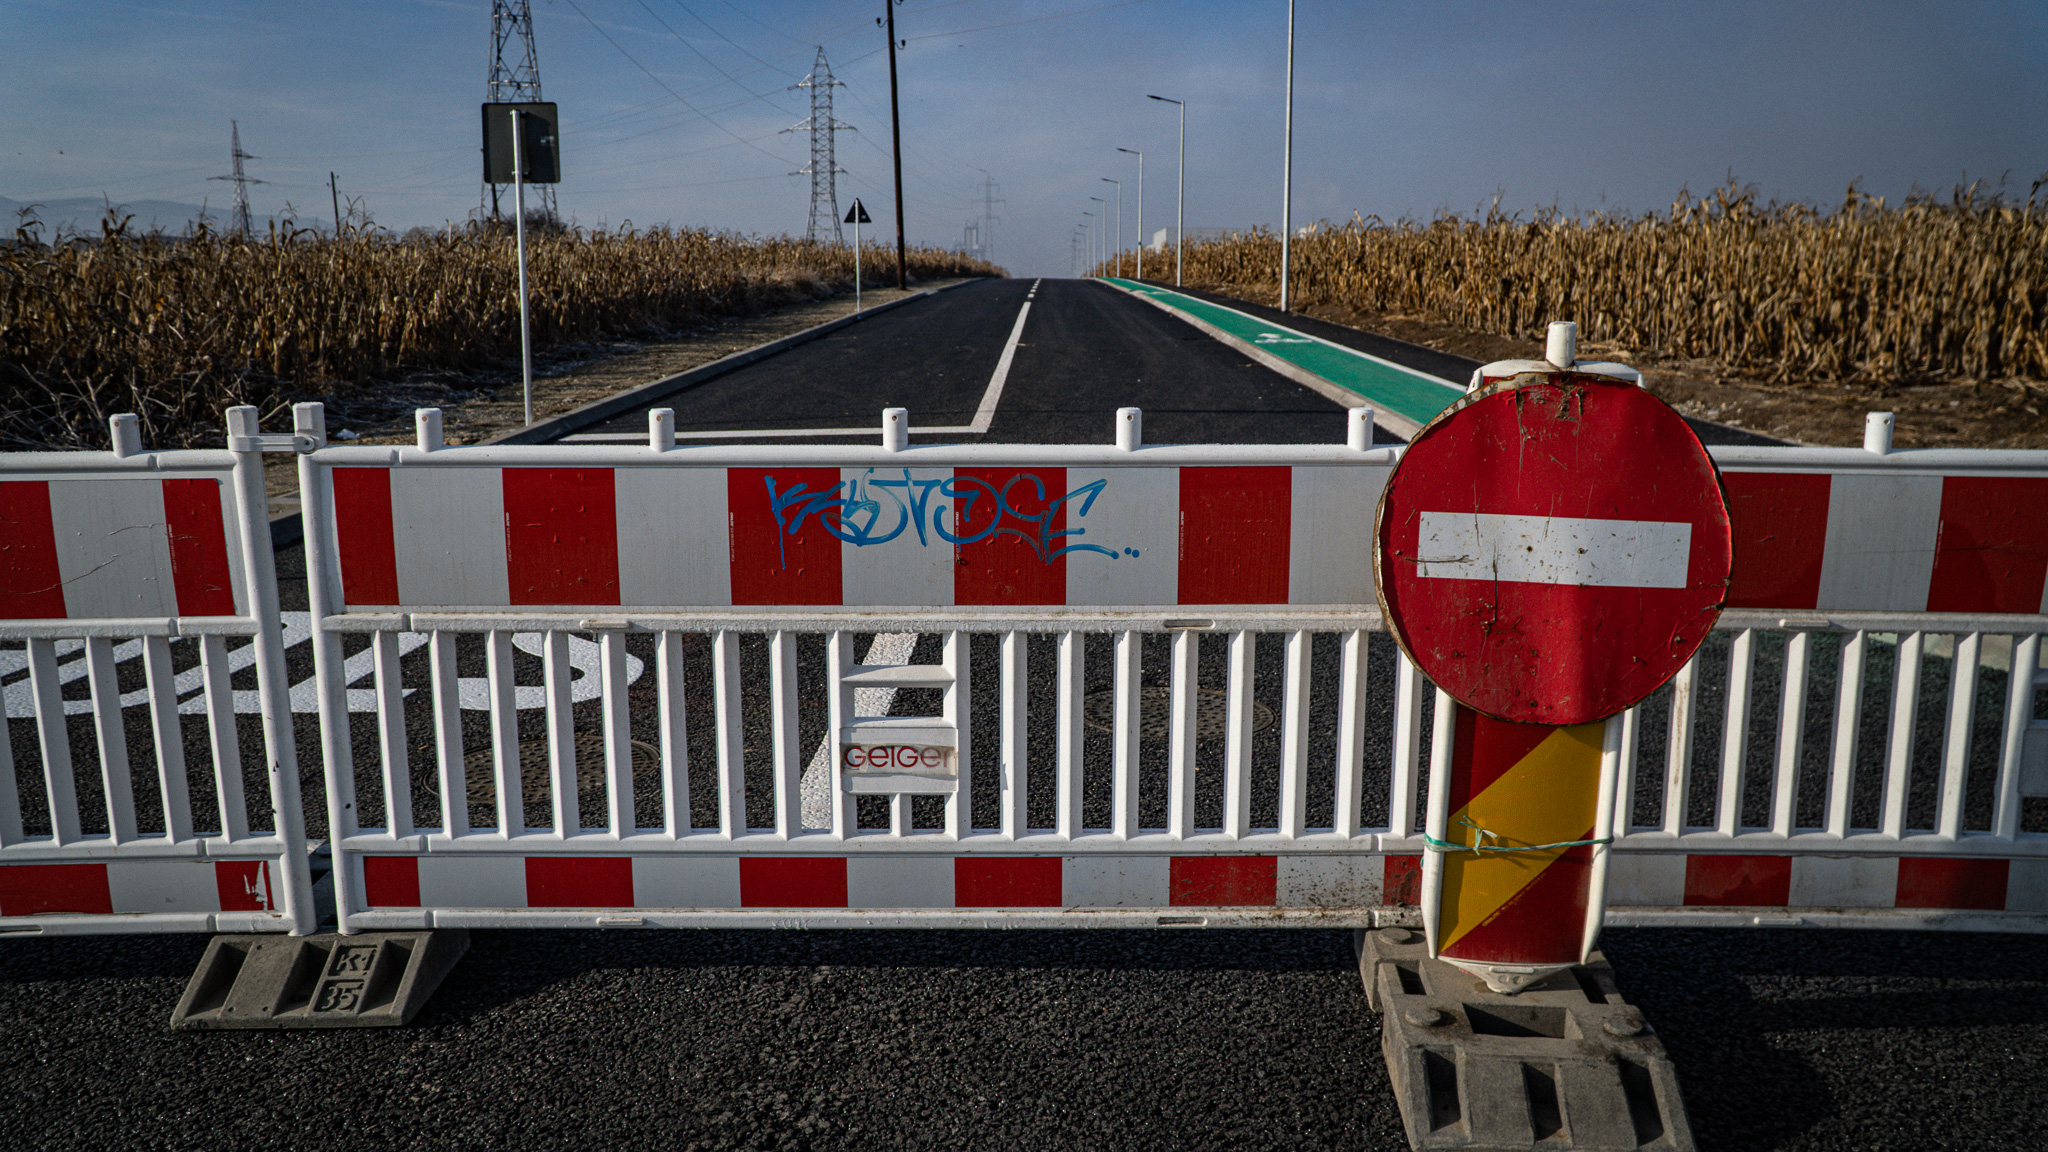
0,194,290,238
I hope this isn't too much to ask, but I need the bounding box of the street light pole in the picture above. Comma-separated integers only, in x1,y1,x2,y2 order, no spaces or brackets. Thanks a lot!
1089,197,1107,274
1146,94,1185,286
1117,148,1142,280
1082,212,1095,274
1279,0,1296,312
1101,178,1122,278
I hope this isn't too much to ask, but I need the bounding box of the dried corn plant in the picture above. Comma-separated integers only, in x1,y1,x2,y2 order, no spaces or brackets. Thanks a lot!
1097,182,2048,387
0,212,1000,449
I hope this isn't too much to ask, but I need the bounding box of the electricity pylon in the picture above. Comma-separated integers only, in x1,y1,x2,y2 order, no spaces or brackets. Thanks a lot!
484,0,554,222
785,47,852,244
209,121,264,237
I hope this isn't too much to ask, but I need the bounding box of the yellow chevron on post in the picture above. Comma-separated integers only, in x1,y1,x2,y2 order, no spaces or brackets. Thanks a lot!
1438,722,1605,953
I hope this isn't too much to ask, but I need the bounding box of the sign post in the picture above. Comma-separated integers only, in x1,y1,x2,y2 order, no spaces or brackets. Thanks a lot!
1375,323,1732,994
845,198,872,312
482,102,560,427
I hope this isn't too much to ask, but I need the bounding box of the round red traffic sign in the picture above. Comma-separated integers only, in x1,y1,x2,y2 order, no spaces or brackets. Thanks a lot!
1375,372,1732,725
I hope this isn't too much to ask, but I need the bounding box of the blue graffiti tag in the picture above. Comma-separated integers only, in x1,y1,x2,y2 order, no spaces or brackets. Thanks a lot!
761,470,1124,569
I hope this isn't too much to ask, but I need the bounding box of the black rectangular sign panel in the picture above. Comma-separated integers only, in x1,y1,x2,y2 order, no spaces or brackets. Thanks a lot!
482,102,560,184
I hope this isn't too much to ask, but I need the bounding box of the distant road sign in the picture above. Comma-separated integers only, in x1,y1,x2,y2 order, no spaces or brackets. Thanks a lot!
482,102,560,184
1375,372,1731,725
844,199,872,225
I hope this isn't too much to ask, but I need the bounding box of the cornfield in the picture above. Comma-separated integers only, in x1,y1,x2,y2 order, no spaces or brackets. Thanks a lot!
0,214,1000,449
1099,182,2048,386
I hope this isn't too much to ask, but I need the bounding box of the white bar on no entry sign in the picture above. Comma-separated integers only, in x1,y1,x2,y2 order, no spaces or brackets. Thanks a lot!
1415,511,1692,588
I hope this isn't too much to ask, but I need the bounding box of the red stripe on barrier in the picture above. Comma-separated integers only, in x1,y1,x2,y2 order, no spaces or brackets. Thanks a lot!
728,468,843,606
1170,856,1277,906
1382,855,1422,907
214,861,274,912
1926,477,2048,613
1723,472,1830,609
0,481,66,620
1895,856,2010,910
954,857,1063,907
739,857,848,908
525,856,634,907
0,863,112,916
1178,467,1291,604
504,468,621,605
332,468,399,606
162,478,238,616
1439,843,1593,966
1683,855,1791,906
953,467,1067,605
362,856,420,907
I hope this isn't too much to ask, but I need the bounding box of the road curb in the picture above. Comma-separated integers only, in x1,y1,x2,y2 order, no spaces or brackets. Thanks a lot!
1095,278,1431,439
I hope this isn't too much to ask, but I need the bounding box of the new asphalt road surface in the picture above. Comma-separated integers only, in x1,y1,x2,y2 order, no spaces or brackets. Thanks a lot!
2,278,2040,1151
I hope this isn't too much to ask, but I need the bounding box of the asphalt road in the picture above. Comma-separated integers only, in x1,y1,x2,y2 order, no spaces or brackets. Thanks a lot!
4,277,2042,1151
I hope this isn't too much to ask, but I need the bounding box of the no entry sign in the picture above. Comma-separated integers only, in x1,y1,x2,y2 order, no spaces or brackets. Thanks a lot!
1376,372,1731,726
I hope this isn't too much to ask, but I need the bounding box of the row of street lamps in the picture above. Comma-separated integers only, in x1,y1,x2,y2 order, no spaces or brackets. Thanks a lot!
1079,2,1295,305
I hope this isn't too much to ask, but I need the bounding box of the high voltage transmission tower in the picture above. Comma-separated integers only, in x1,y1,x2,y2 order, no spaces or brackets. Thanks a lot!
975,171,1003,264
484,0,554,223
209,121,263,237
784,47,852,244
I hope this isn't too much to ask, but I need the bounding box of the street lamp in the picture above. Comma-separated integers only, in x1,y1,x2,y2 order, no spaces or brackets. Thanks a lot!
1101,178,1122,278
1117,148,1142,281
1146,94,1185,286
1089,196,1107,275
1279,0,1296,311
1082,211,1096,274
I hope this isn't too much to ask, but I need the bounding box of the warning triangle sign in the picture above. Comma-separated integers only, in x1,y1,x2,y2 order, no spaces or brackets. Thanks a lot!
844,199,872,225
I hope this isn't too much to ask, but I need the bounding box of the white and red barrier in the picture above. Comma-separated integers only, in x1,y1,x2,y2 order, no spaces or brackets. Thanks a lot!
0,469,247,621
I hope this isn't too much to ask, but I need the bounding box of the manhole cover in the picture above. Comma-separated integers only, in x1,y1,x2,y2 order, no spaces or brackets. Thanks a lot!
1082,686,1274,742
419,731,663,806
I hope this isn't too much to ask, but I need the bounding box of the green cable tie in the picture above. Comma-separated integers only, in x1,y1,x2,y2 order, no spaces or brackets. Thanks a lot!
1422,815,1613,855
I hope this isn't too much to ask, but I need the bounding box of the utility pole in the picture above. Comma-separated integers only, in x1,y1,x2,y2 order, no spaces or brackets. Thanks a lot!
485,0,553,224
883,1,908,289
209,121,264,238
784,47,852,244
1089,198,1108,274
329,172,342,237
1147,95,1185,286
1279,0,1296,311
1117,148,1142,280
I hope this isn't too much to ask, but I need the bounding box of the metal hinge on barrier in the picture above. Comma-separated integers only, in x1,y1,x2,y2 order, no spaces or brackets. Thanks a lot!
229,432,323,454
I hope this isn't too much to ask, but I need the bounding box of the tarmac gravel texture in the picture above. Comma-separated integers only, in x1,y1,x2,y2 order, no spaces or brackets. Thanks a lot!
2,927,2044,1151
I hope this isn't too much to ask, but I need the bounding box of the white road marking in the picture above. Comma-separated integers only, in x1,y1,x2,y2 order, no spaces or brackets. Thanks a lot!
564,290,1034,442
800,631,918,828
1415,512,1693,588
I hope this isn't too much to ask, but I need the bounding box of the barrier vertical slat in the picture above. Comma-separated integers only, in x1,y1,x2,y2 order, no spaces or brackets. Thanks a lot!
0,683,21,844
999,630,1026,838
1167,630,1197,839
1278,630,1310,838
486,631,522,837
199,635,248,842
770,630,799,838
1387,652,1423,837
1882,632,1923,839
658,631,691,838
1332,629,1367,839
1994,632,2043,839
1223,630,1254,839
1936,631,1981,838
298,436,359,929
226,409,313,930
944,631,970,839
1717,629,1757,836
825,632,850,837
1613,704,1641,837
430,631,467,837
1771,630,1811,837
84,637,138,844
373,631,413,838
140,635,192,843
713,630,744,836
1112,630,1140,839
28,639,81,845
601,630,635,837
1825,630,1867,837
543,629,578,834
1661,656,1697,835
1056,630,1083,838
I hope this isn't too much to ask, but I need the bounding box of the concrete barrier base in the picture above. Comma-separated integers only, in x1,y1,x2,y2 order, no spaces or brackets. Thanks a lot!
170,929,469,1029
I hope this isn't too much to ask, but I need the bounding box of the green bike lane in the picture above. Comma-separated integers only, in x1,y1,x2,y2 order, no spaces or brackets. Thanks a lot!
1103,276,1467,438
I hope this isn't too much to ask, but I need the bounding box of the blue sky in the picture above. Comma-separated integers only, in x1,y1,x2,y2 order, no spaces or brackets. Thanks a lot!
5,1,2045,277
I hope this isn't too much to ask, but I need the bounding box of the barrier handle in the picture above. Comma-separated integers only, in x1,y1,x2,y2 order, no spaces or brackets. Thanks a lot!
226,406,317,935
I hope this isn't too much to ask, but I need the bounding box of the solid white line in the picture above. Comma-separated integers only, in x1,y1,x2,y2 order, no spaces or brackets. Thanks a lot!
565,291,1035,443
